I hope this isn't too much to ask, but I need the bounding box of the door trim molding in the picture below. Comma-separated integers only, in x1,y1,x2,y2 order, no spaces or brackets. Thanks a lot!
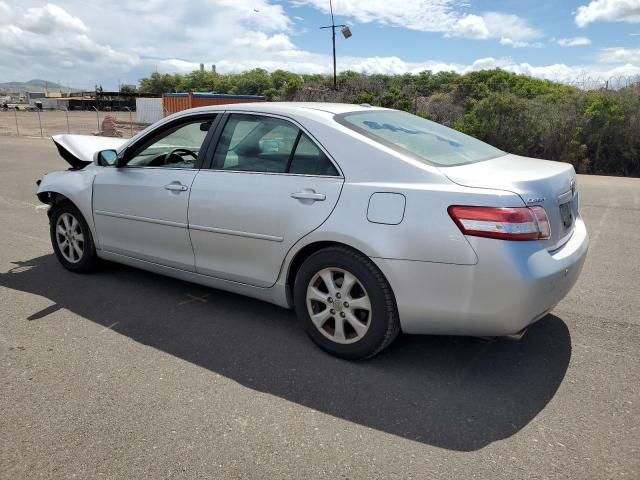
189,224,284,242
94,210,188,229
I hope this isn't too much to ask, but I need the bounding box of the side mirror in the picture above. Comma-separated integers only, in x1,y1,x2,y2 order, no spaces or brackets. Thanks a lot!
96,149,118,167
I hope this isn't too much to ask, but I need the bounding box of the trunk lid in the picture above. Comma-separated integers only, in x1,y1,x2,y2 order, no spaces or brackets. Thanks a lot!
440,154,579,251
52,134,127,169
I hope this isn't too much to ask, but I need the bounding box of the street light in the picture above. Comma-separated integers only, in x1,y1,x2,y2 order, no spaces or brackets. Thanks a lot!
320,0,352,89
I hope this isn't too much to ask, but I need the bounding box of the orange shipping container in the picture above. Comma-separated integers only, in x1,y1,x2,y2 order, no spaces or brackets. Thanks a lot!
162,92,265,115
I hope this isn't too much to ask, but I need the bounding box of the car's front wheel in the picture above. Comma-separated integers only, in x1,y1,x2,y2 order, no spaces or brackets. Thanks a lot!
294,246,400,359
49,202,98,273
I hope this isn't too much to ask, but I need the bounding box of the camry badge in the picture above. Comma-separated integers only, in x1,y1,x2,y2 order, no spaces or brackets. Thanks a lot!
527,197,545,204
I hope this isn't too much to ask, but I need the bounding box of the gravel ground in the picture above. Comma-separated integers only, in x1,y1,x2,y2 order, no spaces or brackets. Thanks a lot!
0,136,638,479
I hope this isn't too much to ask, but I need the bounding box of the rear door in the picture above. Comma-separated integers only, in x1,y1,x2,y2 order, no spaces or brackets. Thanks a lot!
189,112,344,287
92,114,218,271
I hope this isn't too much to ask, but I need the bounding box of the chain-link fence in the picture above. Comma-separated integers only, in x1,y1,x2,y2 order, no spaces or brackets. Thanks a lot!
0,108,151,139
1,75,638,145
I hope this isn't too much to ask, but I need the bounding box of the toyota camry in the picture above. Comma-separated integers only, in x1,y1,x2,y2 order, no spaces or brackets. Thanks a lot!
36,102,588,359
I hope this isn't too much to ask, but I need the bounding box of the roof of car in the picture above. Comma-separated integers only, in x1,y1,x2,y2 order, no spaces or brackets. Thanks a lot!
186,101,385,117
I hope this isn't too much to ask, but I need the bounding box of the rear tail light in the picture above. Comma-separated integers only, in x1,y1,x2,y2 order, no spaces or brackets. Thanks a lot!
448,205,551,241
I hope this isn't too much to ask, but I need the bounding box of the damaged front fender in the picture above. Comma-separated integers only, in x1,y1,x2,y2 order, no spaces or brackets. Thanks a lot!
37,168,101,249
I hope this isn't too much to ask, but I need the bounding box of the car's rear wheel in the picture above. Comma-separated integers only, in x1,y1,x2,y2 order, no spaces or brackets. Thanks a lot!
49,202,98,273
294,246,400,359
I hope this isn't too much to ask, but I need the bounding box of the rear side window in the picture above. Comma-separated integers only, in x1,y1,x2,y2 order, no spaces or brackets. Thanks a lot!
289,133,339,176
212,113,339,176
335,110,504,167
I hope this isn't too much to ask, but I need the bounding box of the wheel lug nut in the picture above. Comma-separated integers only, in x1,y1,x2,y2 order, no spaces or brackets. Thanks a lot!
336,293,341,299
344,302,349,308
328,297,333,303
340,312,346,318
330,309,335,315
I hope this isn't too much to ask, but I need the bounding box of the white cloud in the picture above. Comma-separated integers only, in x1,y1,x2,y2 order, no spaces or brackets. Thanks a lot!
451,14,489,39
294,1,542,46
0,1,12,18
481,12,542,41
557,37,592,47
292,0,465,33
0,0,293,87
0,0,638,91
599,47,640,62
21,3,88,34
448,12,544,48
0,3,136,84
575,0,640,27
499,38,544,48
232,32,296,52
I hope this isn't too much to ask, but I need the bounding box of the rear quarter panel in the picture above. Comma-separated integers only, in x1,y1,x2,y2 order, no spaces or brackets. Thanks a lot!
292,180,526,266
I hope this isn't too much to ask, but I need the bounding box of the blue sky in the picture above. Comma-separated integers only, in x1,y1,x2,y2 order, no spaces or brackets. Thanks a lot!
0,0,639,89
292,1,633,64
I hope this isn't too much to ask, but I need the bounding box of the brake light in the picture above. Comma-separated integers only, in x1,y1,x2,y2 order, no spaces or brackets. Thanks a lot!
448,206,551,241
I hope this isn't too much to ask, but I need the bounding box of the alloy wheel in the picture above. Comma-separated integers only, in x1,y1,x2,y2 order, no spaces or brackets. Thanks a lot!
55,212,84,264
306,267,372,344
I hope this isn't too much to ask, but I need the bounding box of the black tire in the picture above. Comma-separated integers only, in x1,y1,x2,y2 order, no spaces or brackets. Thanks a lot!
294,246,400,360
49,201,98,273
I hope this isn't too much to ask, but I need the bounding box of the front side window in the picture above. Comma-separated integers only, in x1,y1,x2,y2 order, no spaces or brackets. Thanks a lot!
126,117,216,168
336,110,504,167
213,114,339,176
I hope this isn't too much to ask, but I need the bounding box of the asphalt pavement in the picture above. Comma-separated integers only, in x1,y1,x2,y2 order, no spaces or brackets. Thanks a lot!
1,136,638,479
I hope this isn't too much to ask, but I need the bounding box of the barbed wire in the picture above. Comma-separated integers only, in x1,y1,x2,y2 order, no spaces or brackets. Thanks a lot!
289,75,640,103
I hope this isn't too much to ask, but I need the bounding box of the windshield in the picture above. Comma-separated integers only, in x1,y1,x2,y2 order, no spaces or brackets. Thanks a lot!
336,110,504,167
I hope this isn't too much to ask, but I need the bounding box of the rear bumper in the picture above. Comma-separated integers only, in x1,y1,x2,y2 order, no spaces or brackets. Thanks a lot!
373,217,589,336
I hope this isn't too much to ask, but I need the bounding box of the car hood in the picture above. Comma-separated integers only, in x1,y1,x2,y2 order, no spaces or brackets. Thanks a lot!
52,134,128,169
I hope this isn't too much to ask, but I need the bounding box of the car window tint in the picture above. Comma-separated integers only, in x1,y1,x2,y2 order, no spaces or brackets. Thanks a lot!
127,119,214,169
213,114,300,173
336,110,504,167
289,133,339,176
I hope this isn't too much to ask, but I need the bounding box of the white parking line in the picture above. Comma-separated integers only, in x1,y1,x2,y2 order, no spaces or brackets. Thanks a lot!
178,293,211,306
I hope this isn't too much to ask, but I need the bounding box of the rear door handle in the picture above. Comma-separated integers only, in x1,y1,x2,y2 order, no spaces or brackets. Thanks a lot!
291,190,326,202
165,183,188,192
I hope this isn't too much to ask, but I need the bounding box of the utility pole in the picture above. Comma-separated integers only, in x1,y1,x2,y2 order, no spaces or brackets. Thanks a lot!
320,0,351,90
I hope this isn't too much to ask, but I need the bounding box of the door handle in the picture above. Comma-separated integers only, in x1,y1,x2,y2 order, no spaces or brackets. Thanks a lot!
165,183,188,192
291,190,326,202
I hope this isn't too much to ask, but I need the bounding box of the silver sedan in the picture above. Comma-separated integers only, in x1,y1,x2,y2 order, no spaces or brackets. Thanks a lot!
37,102,588,359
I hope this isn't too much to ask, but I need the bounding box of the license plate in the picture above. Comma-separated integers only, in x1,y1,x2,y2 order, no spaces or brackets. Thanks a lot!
559,201,574,230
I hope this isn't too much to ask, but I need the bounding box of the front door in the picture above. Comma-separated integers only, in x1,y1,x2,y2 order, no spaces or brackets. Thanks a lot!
93,115,217,271
189,113,344,287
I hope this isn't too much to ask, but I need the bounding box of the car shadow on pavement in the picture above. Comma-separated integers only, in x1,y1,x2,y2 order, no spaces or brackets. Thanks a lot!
1,254,572,452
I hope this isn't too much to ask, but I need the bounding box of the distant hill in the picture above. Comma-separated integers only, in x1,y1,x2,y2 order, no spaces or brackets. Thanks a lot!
0,79,85,93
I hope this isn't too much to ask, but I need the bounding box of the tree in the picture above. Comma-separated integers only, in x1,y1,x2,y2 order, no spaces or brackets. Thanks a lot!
231,69,272,96
119,84,137,94
135,68,640,177
271,70,302,90
138,72,182,94
457,93,532,155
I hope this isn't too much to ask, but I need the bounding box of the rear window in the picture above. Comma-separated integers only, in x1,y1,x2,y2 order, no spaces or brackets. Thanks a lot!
335,110,504,167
